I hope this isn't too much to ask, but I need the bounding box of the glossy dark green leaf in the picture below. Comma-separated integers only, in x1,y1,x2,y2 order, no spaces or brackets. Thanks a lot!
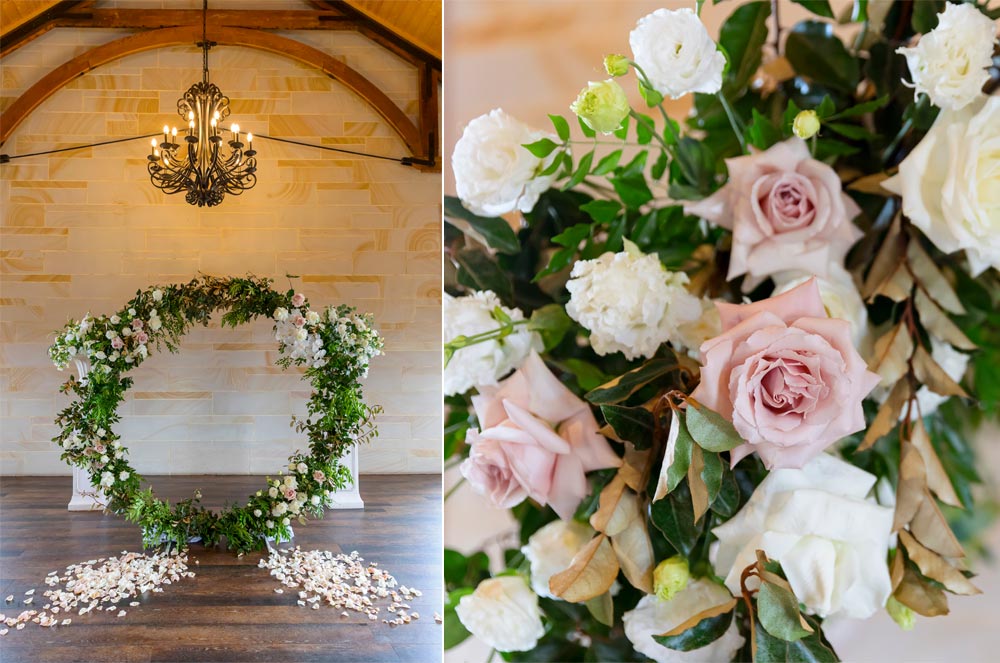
551,223,591,248
578,115,597,138
444,588,474,649
613,115,629,141
834,95,889,119
653,606,734,651
711,468,741,518
530,304,574,351
601,404,655,449
444,196,520,254
701,447,724,505
816,95,836,119
650,480,701,556
456,248,513,302
718,1,771,92
911,0,945,33
758,582,812,642
785,21,860,92
651,149,669,181
635,113,655,145
523,137,560,158
754,616,840,662
665,414,694,496
747,108,782,149
686,402,743,452
562,359,613,392
585,356,680,405
826,122,875,141
533,246,576,281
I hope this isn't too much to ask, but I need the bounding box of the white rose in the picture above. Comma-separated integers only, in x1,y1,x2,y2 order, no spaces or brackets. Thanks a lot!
773,265,870,352
271,502,287,517
629,8,726,99
128,308,136,316
310,495,321,506
100,455,109,463
152,289,163,302
119,471,129,480
296,462,308,474
456,576,544,652
122,327,132,337
282,517,290,526
452,108,558,217
883,96,1000,275
916,337,970,417
897,3,996,111
522,520,594,599
623,580,745,663
100,471,115,487
268,487,278,499
306,311,320,324
295,328,308,341
713,453,893,619
274,307,289,322
289,501,301,515
443,290,542,396
110,315,121,324
566,242,701,360
253,509,262,517
94,351,107,360
149,317,162,332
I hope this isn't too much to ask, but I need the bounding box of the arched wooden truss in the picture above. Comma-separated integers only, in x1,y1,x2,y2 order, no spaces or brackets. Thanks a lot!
0,20,439,169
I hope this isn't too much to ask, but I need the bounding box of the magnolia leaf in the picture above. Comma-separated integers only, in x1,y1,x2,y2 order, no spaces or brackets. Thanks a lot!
701,448,723,507
890,549,906,592
894,564,949,617
549,534,619,603
899,530,980,596
910,418,961,507
868,321,914,387
585,591,614,627
611,503,655,593
911,490,965,558
875,262,913,302
586,357,680,405
443,196,520,254
862,214,905,300
650,481,700,556
894,438,927,531
601,404,655,450
589,473,628,535
914,289,975,351
847,172,891,196
688,444,710,524
857,379,911,452
686,402,743,452
621,443,651,492
907,241,965,315
654,412,693,501
654,598,737,651
758,582,813,642
753,616,839,662
912,344,968,398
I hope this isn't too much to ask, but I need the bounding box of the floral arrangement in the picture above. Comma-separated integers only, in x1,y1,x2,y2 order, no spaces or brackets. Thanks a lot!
443,2,999,661
49,274,383,553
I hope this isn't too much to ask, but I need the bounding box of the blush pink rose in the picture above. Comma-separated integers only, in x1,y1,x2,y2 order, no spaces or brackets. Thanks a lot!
692,279,879,470
111,336,124,350
132,319,144,330
134,330,149,344
282,486,297,501
291,293,306,307
460,352,621,519
293,315,306,328
684,138,861,286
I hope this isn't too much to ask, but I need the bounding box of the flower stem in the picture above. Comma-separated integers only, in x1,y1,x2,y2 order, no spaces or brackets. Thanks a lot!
716,92,748,153
444,477,466,501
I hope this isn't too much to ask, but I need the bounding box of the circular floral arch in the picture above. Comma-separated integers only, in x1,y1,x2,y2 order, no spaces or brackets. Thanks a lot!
48,275,383,553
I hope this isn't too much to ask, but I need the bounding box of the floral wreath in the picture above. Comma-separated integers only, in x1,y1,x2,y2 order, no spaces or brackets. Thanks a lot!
48,275,384,553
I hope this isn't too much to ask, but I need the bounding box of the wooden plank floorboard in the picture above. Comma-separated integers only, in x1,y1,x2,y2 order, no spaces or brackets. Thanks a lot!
0,474,442,663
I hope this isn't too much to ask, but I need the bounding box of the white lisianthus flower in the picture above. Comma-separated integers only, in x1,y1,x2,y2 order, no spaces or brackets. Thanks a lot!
883,96,1000,275
310,495,321,506
268,487,279,499
100,455,109,463
623,580,745,663
773,265,870,352
522,520,594,599
105,330,116,340
570,79,630,134
456,576,544,652
119,471,129,480
443,290,542,396
122,327,132,337
128,308,136,317
253,509,262,517
306,311,320,324
94,351,107,360
452,108,558,217
271,502,287,517
713,453,893,619
897,3,996,111
629,8,726,99
296,462,308,474
289,501,301,515
100,471,115,487
283,475,297,488
282,517,290,526
152,289,163,302
566,241,701,360
110,315,121,324
274,307,289,322
149,317,162,332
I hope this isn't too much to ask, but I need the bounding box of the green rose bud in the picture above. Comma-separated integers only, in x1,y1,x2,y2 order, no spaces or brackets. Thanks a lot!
653,555,690,601
792,110,821,139
604,54,630,77
886,596,915,631
570,79,630,135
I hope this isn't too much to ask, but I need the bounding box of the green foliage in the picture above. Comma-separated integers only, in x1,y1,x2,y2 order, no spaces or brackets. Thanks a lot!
654,603,735,651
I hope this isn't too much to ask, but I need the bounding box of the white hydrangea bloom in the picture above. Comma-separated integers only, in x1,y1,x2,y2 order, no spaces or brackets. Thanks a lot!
522,519,594,599
629,8,726,99
456,576,545,652
443,290,541,396
898,3,997,111
566,242,701,360
452,109,558,217
623,580,745,663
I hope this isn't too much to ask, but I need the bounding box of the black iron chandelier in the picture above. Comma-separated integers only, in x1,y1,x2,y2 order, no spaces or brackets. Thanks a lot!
147,0,256,207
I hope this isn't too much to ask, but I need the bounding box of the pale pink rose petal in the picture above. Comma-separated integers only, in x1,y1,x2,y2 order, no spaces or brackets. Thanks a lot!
715,279,826,330
502,400,573,454
548,454,590,520
559,410,624,472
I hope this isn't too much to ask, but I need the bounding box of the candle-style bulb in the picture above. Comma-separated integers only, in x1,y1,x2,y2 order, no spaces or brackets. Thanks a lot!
231,123,239,134
213,110,220,120
171,127,178,137
162,125,169,134
210,118,217,128
151,138,157,147
188,110,194,121
246,132,253,142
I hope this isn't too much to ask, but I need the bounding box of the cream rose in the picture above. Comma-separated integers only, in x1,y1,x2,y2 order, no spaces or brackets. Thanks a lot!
883,96,1000,276
522,519,594,599
692,279,880,469
443,290,542,396
452,109,559,217
897,3,996,111
456,576,545,652
685,138,862,286
629,8,725,99
713,453,893,619
622,580,745,663
460,352,621,519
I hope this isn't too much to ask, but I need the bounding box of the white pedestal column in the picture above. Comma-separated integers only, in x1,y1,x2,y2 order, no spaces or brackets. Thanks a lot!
67,358,110,511
327,444,364,509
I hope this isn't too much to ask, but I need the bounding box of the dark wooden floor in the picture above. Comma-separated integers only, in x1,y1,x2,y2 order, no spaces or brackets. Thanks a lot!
0,475,442,663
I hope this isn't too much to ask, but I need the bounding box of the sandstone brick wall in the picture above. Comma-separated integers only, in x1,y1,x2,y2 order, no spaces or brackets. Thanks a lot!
0,26,441,475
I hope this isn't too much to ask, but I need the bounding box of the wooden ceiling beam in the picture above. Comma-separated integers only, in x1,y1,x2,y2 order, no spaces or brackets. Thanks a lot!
314,1,440,70
0,0,94,57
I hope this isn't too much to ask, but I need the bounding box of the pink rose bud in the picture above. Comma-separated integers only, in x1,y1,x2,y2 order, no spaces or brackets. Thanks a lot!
291,293,306,307
692,279,879,470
